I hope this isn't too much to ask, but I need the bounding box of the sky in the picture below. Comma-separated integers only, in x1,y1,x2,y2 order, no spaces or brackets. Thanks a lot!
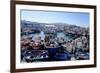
21,10,90,27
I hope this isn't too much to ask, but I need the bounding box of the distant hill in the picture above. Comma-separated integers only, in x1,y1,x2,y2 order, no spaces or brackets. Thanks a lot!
21,20,89,35
21,20,86,28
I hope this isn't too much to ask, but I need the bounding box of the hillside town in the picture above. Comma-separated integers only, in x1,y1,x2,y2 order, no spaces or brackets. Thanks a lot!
21,20,90,62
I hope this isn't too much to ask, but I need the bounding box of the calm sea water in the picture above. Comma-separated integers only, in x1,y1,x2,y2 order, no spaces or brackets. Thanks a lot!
26,31,73,41
57,32,72,41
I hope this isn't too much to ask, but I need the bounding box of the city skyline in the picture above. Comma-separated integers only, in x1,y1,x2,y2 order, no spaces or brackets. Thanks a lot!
21,10,90,27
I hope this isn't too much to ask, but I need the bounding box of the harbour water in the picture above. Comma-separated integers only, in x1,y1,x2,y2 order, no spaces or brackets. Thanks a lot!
26,31,73,42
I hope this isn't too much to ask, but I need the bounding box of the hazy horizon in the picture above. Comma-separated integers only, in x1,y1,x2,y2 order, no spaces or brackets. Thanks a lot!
21,10,90,27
